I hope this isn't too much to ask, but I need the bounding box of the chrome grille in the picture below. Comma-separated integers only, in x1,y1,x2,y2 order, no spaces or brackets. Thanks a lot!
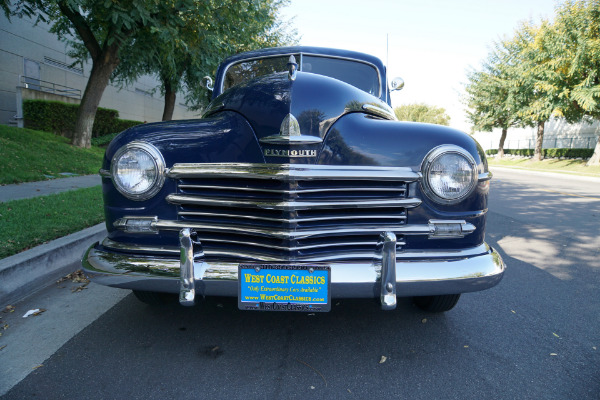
166,163,421,261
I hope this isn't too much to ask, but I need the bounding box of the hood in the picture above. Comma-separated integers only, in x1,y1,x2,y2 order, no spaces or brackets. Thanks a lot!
204,71,395,144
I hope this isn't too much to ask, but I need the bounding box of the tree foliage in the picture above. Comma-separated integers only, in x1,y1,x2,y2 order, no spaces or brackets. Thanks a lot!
552,0,600,165
465,0,600,164
464,40,522,157
5,0,294,146
7,0,196,148
113,0,296,121
394,103,450,126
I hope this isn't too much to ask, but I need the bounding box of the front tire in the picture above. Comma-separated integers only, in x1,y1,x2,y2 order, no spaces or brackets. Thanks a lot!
413,294,461,312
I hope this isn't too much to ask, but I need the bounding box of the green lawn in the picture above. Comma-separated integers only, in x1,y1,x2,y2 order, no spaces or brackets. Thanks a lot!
0,125,105,185
0,125,107,259
0,186,104,259
488,156,600,177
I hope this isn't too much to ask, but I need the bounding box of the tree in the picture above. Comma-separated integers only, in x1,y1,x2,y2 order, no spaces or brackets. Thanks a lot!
549,0,600,165
114,0,296,121
507,4,599,162
394,103,450,126
464,41,521,158
504,21,561,162
7,0,197,148
466,1,600,163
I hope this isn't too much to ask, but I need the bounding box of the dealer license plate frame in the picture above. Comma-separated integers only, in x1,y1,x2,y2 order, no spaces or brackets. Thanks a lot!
238,264,331,312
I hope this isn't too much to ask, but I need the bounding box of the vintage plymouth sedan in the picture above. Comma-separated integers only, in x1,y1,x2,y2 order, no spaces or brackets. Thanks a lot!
83,46,505,313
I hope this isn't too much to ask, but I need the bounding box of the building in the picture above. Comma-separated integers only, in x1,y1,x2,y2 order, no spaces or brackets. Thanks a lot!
0,13,199,128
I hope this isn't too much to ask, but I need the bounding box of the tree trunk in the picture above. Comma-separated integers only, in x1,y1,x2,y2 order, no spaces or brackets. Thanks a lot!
498,128,507,158
72,46,120,148
587,134,600,166
162,80,176,121
532,121,545,162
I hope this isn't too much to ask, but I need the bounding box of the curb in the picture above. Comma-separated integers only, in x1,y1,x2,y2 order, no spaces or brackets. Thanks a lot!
0,223,106,306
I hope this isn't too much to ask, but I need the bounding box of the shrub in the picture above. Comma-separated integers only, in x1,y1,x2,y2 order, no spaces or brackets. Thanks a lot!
115,119,143,132
91,132,120,147
23,99,142,138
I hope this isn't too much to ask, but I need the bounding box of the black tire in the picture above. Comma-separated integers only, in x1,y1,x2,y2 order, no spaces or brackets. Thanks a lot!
413,294,461,312
132,290,177,306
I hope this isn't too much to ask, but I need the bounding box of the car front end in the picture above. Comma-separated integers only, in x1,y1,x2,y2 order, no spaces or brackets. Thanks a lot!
83,47,505,312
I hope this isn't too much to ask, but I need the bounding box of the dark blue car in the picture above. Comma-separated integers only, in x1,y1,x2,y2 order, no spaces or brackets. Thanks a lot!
83,46,505,313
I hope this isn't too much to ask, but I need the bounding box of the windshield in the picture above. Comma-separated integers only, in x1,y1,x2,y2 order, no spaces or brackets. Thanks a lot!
223,54,381,96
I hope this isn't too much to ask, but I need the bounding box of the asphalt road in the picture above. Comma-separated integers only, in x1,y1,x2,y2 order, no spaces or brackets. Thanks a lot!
1,168,599,399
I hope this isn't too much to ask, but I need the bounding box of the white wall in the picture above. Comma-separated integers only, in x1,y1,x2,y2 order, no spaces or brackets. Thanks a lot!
472,119,600,151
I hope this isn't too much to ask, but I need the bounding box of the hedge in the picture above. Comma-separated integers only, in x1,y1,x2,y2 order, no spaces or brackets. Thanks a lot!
486,148,594,158
23,99,142,139
91,132,120,147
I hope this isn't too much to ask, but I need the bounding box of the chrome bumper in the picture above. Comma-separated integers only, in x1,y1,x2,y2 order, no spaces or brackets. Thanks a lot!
82,232,505,310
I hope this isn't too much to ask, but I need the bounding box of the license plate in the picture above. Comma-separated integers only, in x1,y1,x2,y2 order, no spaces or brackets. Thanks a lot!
238,264,331,312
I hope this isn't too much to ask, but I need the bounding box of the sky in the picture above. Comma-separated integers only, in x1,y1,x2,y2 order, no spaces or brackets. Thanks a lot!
279,0,559,132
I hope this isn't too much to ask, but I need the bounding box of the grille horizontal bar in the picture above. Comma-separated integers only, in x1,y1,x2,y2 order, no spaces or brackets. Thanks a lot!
198,237,406,252
155,220,429,240
178,210,406,224
167,194,421,211
177,184,407,195
168,163,421,181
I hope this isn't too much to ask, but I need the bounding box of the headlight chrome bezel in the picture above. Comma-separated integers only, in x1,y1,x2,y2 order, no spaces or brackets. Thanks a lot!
421,145,478,205
110,141,166,201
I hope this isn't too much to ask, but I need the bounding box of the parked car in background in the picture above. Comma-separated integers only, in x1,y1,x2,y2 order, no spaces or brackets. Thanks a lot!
83,46,505,313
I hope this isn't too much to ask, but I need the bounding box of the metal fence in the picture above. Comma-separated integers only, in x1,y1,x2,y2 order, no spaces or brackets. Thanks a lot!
20,75,81,99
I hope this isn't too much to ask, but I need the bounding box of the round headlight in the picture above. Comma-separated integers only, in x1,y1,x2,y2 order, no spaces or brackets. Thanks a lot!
421,145,477,204
110,141,165,200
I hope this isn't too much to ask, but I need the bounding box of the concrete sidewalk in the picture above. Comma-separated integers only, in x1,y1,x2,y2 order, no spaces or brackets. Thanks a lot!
0,174,106,305
0,175,101,203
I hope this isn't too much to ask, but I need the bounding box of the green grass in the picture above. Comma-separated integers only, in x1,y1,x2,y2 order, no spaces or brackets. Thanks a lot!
0,125,105,185
488,156,600,177
0,186,104,259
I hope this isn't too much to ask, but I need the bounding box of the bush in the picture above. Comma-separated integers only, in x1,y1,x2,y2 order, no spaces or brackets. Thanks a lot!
91,132,120,147
114,118,143,132
23,99,142,138
485,148,594,158
91,107,119,137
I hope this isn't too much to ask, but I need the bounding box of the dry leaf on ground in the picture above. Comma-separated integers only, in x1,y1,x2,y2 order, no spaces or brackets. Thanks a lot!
57,270,90,284
71,284,89,293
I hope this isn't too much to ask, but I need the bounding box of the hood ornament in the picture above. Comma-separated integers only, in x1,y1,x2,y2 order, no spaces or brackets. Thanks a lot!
287,55,298,81
260,113,323,145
